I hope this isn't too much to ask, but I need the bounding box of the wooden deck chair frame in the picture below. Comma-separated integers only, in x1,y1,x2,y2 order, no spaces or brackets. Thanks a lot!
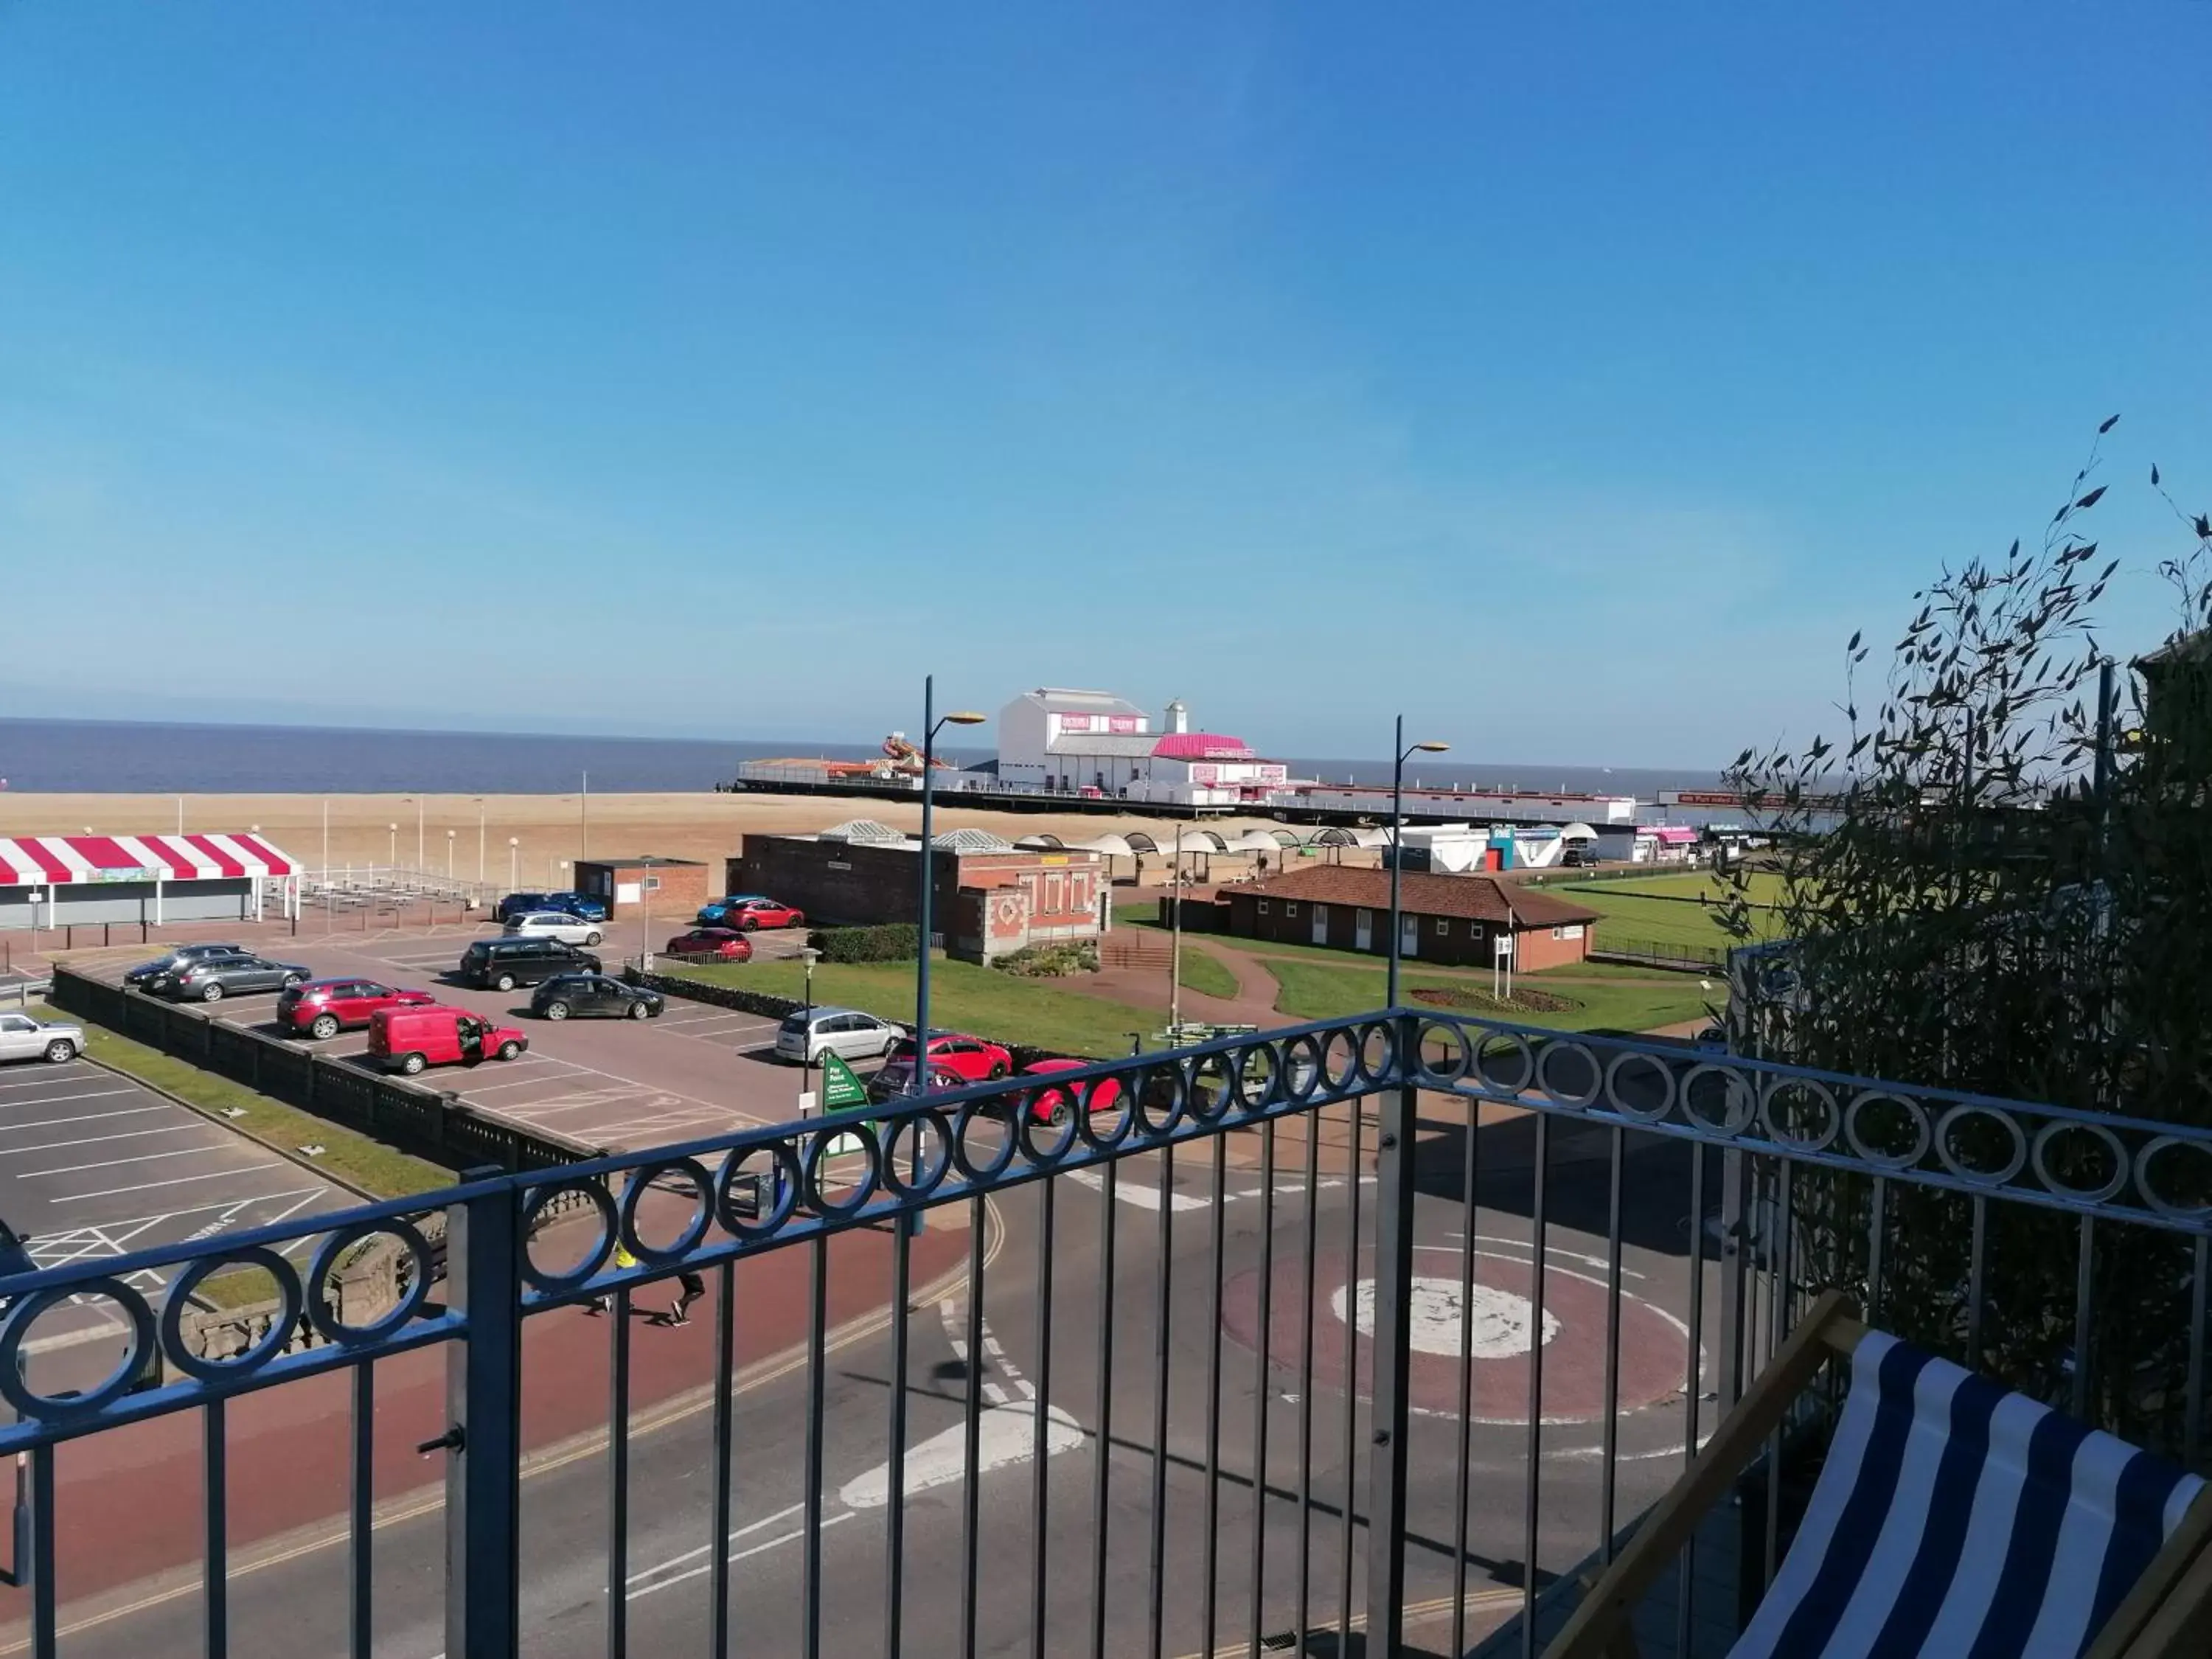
1541,1290,2212,1659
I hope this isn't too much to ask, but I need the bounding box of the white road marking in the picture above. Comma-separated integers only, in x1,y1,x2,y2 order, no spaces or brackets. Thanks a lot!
0,1088,141,1108
624,1512,852,1603
6,1124,215,1159
24,1187,327,1240
0,1105,170,1133
621,1500,801,1582
1068,1168,1349,1213
1065,1169,1210,1211
52,1163,286,1202
0,1073,106,1092
1436,1232,1649,1280
839,1406,1085,1509
21,1143,255,1179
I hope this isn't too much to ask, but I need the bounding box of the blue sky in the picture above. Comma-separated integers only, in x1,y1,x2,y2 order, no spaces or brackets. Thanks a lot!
1,2,2206,764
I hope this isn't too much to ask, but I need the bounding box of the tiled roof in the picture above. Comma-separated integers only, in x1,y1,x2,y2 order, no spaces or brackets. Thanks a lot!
1227,866,1600,929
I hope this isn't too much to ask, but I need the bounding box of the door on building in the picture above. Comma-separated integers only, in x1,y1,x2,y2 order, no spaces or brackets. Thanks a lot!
1311,903,1329,945
1400,912,1419,959
1354,909,1373,951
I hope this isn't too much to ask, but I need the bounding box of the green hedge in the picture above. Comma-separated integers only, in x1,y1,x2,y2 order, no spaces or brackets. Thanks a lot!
807,923,921,964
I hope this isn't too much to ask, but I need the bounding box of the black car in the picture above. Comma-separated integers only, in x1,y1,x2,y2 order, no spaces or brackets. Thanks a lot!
125,943,252,990
529,974,664,1022
160,955,313,1003
493,891,552,925
458,936,602,992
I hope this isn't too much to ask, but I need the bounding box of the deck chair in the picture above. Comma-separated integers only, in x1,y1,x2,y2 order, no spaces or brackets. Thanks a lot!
1545,1291,2212,1658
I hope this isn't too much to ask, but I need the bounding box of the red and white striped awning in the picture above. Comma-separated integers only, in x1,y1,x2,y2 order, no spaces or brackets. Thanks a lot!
0,833,297,886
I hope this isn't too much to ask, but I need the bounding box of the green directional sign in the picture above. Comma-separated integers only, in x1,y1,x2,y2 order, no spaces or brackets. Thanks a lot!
820,1051,872,1111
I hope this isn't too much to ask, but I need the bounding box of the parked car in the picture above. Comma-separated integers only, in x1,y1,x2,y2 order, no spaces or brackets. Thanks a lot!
886,1032,1011,1083
531,974,664,1022
538,891,610,923
457,935,603,992
367,1006,528,1075
1020,1057,1124,1124
869,1060,967,1102
159,955,313,1003
0,1012,81,1065
664,928,753,962
722,898,804,931
277,979,437,1040
695,892,770,925
124,943,251,990
773,1006,901,1066
494,891,553,924
503,911,605,947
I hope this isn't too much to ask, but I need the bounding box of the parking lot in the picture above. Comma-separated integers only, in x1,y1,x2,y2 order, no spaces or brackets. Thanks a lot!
64,918,860,1155
0,1050,349,1367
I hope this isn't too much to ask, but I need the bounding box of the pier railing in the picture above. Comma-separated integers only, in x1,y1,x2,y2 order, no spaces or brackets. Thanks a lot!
0,1012,2205,1658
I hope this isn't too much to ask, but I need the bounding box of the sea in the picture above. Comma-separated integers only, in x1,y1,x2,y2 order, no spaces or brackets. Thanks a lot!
0,717,1728,810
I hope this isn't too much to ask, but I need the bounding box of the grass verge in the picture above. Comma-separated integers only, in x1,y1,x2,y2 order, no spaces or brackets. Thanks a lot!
675,958,1172,1057
1176,947,1241,1001
1262,961,1721,1034
31,1002,448,1201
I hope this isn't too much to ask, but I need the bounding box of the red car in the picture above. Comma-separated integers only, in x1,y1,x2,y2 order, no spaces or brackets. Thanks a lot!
1023,1057,1123,1124
664,928,754,962
725,898,805,931
885,1032,1011,1083
277,978,437,1040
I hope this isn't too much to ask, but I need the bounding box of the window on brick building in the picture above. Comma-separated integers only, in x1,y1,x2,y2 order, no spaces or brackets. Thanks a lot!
1285,902,1298,917
1434,917,1449,935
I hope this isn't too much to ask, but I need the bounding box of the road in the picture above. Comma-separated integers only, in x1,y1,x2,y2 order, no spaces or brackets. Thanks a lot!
29,1109,1726,1659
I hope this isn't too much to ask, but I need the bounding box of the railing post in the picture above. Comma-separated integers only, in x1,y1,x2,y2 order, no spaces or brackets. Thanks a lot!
1715,1147,1750,1413
445,1170,524,1659
1365,1013,1422,1655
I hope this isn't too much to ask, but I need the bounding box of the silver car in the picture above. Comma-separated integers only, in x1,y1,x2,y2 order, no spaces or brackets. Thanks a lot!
505,911,605,948
773,1006,900,1065
0,1012,82,1065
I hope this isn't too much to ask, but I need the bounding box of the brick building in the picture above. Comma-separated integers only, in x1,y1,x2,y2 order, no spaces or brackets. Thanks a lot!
728,822,1106,963
574,856,712,918
1220,866,1601,971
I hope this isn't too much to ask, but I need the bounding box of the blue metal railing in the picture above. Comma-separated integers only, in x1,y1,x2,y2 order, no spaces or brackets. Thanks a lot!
1,1009,2208,1658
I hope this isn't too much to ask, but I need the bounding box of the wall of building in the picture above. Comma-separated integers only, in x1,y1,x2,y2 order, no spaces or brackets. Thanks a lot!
1219,890,1592,970
0,879,255,931
578,860,712,917
730,840,1107,937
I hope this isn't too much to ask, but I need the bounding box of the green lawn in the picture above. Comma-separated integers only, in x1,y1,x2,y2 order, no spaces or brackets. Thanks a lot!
1559,870,1787,904
677,958,1170,1058
1262,960,1720,1034
1542,888,1781,953
1112,897,1160,926
32,1004,448,1200
1177,947,1242,1001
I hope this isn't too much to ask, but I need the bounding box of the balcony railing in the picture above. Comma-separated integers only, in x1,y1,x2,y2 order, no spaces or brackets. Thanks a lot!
0,1010,2206,1658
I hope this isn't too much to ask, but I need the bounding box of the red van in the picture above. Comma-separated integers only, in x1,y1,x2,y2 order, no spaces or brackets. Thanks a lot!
367,1005,529,1076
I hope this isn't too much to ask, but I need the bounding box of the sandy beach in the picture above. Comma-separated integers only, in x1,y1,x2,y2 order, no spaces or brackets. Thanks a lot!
0,790,1279,883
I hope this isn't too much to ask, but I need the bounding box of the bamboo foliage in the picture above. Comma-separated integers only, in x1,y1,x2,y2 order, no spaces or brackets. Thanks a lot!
1718,421,2212,1450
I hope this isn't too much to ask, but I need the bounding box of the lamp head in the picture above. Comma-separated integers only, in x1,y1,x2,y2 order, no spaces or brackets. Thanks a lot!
1413,741,1450,754
945,712,987,726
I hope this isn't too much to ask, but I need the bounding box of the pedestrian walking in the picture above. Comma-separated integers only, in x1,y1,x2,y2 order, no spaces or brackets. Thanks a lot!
585,1239,640,1315
665,1267,706,1327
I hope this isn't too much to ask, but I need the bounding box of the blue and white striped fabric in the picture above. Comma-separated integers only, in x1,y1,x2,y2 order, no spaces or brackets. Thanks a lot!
1731,1330,2205,1659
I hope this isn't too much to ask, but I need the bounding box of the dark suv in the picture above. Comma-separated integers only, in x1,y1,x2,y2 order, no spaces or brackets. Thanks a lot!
458,936,602,992
125,944,252,990
494,891,553,925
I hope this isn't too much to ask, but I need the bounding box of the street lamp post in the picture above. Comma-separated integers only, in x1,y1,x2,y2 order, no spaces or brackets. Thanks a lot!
799,946,821,1112
387,823,398,871
447,830,456,880
913,677,987,1099
476,799,486,888
508,837,520,892
1386,717,1450,1009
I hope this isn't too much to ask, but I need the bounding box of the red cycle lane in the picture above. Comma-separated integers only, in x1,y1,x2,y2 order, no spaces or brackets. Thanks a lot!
0,1211,973,1617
